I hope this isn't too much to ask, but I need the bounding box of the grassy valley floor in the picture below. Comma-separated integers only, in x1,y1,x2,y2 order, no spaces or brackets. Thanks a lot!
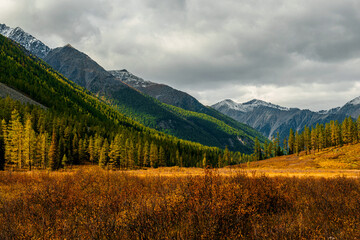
1,143,360,239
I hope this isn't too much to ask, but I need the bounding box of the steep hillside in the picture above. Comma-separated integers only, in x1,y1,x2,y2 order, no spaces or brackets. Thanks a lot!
109,69,267,146
0,23,266,152
43,44,264,152
109,69,205,112
213,99,348,141
0,33,228,168
0,23,50,58
0,83,46,109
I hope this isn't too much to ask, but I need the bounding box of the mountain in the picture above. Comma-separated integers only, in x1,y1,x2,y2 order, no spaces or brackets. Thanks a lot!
42,43,264,152
212,99,349,141
336,97,360,118
1,23,266,152
109,70,205,112
109,69,267,145
0,23,50,58
0,33,228,168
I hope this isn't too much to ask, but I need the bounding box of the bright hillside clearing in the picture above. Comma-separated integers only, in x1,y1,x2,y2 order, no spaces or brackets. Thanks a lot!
231,142,360,178
124,142,360,178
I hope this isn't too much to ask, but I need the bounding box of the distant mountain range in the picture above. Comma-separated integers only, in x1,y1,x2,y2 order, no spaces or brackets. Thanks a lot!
109,70,206,113
2,22,359,147
212,98,359,141
0,23,265,153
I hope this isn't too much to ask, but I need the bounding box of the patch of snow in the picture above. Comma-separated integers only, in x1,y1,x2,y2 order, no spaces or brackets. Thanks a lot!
213,99,290,112
109,70,155,88
0,23,51,58
317,107,340,115
348,96,360,105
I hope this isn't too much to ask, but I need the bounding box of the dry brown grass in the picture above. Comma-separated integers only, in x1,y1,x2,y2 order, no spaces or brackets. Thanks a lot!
0,167,359,239
233,143,360,178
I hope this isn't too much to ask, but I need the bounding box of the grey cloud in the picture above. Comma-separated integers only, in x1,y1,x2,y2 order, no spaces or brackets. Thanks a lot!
1,0,360,110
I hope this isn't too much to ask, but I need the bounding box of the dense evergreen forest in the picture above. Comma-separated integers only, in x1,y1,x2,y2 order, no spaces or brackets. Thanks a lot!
0,34,254,170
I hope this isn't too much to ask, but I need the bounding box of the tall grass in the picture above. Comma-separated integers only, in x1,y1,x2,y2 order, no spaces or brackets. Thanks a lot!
0,168,359,239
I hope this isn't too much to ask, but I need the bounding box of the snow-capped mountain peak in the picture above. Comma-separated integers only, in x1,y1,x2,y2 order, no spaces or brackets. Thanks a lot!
347,96,360,106
0,23,51,58
213,99,289,112
109,69,156,88
243,99,290,111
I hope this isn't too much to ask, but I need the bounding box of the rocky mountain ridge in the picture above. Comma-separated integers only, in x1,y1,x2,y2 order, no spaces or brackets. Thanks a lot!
212,98,358,140
0,23,50,58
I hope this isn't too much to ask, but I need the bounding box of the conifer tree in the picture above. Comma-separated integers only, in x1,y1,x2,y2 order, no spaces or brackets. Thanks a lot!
108,135,121,169
202,152,207,168
158,146,166,167
149,142,158,168
295,131,300,155
23,116,36,170
48,130,59,171
288,128,295,154
62,154,68,168
254,138,262,161
143,141,150,167
137,143,143,167
99,139,109,169
303,126,311,154
0,121,5,170
264,140,269,159
88,137,95,164
9,109,23,168
223,146,231,166
40,132,48,168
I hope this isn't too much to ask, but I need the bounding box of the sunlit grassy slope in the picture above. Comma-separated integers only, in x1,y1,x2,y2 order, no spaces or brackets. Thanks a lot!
239,143,360,170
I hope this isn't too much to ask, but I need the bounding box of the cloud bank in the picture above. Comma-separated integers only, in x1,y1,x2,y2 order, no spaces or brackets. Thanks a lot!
1,0,360,110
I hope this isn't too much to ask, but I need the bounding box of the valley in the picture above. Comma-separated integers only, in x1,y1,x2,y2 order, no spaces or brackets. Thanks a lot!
1,21,360,239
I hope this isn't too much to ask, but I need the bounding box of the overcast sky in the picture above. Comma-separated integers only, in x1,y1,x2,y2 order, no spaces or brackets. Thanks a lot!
1,0,360,110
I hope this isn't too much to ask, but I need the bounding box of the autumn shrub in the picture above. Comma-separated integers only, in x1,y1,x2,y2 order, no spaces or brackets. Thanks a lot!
0,168,359,239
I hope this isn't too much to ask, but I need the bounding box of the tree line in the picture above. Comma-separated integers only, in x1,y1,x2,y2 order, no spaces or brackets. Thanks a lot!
252,116,360,161
0,97,245,170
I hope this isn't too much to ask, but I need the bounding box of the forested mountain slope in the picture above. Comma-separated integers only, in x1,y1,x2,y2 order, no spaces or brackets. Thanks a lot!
0,34,230,169
44,44,264,152
0,23,266,152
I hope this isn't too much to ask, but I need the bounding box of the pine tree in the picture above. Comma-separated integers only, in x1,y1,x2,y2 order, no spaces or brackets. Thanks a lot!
264,140,269,159
288,128,295,154
202,152,207,168
143,141,150,167
61,154,68,168
99,139,109,169
137,143,143,167
9,109,23,168
149,142,158,168
158,146,166,167
88,136,95,165
1,119,8,163
0,121,5,170
303,126,311,154
48,130,59,171
295,131,300,156
108,135,121,169
253,138,262,161
23,116,36,170
223,146,231,166
40,132,48,169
